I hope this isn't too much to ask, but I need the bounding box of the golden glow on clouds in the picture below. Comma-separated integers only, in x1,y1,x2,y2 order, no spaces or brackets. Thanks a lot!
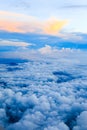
44,18,67,35
0,20,23,32
0,11,67,35
0,20,42,33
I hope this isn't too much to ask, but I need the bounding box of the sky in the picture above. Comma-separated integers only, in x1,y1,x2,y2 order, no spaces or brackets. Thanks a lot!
0,0,87,51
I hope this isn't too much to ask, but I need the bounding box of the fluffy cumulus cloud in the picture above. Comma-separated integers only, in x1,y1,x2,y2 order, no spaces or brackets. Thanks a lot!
73,111,87,130
0,49,87,130
38,45,58,54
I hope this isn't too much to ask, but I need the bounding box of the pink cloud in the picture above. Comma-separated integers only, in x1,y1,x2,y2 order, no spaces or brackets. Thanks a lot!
0,11,67,35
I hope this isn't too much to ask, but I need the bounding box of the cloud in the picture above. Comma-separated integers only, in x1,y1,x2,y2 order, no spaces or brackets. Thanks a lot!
11,0,30,9
62,5,87,9
43,18,67,35
0,20,23,33
0,40,32,47
0,11,36,22
0,20,42,34
58,32,83,41
0,49,87,130
73,111,87,130
0,11,67,35
0,47,87,130
38,45,58,54
0,11,39,33
0,0,30,10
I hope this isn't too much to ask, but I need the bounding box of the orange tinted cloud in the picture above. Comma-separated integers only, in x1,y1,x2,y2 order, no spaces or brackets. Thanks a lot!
0,11,67,35
0,11,36,22
0,20,23,33
0,20,41,33
43,18,67,35
0,11,39,33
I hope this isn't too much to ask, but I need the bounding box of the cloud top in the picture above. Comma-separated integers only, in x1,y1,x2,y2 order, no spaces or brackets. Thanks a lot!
0,49,87,130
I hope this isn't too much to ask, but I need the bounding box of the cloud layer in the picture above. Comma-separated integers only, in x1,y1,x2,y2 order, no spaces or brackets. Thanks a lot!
0,49,87,130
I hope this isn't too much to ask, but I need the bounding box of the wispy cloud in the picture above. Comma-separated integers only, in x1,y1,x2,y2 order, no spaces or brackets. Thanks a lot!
62,5,87,9
0,11,67,35
0,40,32,47
4,0,30,10
0,11,36,22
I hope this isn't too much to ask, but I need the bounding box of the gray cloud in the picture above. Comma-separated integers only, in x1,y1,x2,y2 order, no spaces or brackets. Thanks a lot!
62,5,87,9
8,0,30,10
15,0,30,9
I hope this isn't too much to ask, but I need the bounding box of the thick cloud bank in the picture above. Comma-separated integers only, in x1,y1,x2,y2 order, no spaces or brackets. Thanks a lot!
0,49,87,130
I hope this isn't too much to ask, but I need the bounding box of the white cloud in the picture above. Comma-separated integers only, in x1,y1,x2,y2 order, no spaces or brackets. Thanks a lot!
0,49,87,130
38,45,58,54
0,40,32,47
73,111,87,130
